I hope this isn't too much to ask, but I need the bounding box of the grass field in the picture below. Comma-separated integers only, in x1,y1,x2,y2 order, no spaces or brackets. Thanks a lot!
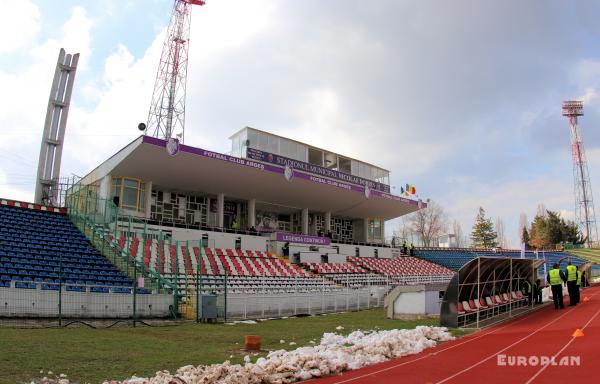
568,248,600,264
0,310,467,384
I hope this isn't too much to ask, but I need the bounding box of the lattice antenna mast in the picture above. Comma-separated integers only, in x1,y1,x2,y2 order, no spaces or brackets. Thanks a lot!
146,0,205,143
562,100,598,247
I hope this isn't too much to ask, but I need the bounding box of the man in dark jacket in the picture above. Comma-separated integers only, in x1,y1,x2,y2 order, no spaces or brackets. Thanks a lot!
533,279,543,305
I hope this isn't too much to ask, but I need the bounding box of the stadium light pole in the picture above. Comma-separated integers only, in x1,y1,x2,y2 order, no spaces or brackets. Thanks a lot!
562,101,598,248
35,49,79,206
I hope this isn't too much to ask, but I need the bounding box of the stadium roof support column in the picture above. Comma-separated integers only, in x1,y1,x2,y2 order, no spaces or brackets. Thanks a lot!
302,208,309,235
248,199,256,228
363,218,369,244
325,211,331,232
217,193,224,228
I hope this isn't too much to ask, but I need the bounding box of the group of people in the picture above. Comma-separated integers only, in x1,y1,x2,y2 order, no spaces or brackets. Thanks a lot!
401,241,415,256
546,261,588,310
522,278,543,305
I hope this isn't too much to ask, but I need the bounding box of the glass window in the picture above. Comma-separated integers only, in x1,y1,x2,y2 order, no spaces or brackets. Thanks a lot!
122,187,138,208
338,157,351,174
111,177,145,212
247,130,258,149
139,183,146,210
368,218,382,240
308,148,323,166
258,132,269,151
124,179,138,189
267,135,279,153
324,152,337,169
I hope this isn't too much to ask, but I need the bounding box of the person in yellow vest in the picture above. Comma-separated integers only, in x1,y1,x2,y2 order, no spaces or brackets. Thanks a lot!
547,263,566,310
575,269,582,304
566,261,578,306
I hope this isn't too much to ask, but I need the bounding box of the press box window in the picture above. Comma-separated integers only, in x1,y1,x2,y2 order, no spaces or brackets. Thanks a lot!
112,177,146,212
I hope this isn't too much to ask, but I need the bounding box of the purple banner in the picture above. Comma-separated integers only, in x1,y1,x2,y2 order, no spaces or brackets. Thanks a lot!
141,136,423,208
246,147,391,193
276,232,331,245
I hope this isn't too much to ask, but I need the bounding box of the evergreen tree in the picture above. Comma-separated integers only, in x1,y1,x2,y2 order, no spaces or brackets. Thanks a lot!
529,214,549,249
521,226,530,249
470,207,498,248
527,210,584,249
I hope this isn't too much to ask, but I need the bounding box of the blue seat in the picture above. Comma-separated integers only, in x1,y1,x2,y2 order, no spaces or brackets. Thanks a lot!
41,284,59,291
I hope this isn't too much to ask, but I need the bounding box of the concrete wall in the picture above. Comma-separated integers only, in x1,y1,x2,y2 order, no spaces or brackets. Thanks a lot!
170,228,268,251
393,291,425,315
0,288,173,318
425,290,442,315
327,254,348,263
385,284,444,319
334,243,393,259
299,252,322,264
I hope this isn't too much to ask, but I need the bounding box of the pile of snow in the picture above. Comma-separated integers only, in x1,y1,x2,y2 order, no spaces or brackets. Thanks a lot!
40,326,454,384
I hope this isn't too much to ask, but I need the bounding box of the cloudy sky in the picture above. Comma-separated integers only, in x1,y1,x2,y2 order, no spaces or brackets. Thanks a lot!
2,0,600,247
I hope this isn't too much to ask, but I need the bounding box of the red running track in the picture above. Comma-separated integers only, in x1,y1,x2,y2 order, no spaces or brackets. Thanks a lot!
316,284,600,384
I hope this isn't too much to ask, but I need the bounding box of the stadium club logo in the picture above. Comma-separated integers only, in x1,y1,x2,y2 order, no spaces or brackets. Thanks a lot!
364,185,371,199
497,354,581,367
166,137,180,156
284,164,294,182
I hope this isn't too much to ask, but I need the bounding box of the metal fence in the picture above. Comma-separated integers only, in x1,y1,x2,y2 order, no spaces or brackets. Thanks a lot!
0,254,174,328
0,178,451,327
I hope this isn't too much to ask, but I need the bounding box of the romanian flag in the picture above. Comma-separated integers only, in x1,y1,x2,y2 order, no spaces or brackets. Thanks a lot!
410,185,416,194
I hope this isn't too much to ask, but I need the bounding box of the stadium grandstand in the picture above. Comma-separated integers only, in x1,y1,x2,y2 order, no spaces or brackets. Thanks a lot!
416,247,590,274
1,127,596,324
1,127,458,323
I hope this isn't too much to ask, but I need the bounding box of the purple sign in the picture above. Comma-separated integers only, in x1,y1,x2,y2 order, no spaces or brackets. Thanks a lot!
246,147,391,193
276,232,331,245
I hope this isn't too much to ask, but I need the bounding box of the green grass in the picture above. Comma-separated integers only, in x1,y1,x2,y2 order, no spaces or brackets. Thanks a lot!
0,310,469,384
568,248,600,264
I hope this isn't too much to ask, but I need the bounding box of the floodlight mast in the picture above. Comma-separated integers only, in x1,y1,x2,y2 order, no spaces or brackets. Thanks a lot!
562,100,598,247
146,0,205,144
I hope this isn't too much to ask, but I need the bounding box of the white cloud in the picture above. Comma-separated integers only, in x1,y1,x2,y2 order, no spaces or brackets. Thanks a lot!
0,0,40,53
0,6,95,196
0,169,34,202
441,177,575,248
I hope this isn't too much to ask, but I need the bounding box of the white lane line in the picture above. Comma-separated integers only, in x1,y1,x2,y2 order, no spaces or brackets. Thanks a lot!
524,308,600,384
435,289,600,384
322,301,555,384
324,288,599,384
434,307,575,384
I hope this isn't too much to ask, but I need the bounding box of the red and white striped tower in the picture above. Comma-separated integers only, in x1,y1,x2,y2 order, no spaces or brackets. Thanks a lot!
146,0,205,144
562,100,598,247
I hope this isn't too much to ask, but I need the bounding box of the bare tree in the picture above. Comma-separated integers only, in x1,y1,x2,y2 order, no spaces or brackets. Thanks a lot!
518,212,528,245
452,220,464,248
393,217,414,245
495,217,508,248
536,203,547,218
408,200,448,247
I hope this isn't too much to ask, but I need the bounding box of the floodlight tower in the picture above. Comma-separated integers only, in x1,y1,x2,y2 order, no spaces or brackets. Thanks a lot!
562,100,598,247
146,0,205,143
35,48,79,206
